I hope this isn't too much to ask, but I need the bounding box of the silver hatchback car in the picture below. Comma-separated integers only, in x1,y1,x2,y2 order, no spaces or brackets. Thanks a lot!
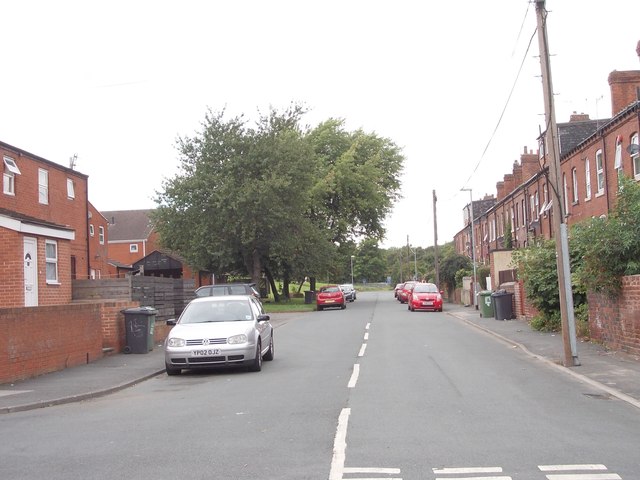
164,295,274,375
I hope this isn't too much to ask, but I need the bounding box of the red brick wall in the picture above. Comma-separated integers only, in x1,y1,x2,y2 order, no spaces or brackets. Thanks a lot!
0,303,103,384
0,228,23,307
588,275,640,357
87,203,110,279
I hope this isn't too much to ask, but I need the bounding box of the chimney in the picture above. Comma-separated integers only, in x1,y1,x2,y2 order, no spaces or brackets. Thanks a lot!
503,173,515,198
521,147,539,182
608,70,640,115
512,161,523,187
569,112,590,122
496,181,505,202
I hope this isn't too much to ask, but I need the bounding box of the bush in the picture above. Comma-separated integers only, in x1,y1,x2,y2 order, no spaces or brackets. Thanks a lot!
530,312,561,332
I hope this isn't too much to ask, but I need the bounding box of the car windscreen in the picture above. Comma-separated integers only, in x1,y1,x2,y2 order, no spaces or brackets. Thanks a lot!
322,286,340,293
179,300,253,324
413,284,438,293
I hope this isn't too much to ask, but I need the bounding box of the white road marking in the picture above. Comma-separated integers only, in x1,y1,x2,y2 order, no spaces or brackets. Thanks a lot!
348,364,360,388
433,467,503,474
358,344,367,357
364,332,369,340
539,465,607,471
544,475,621,480
366,322,371,330
329,408,351,480
343,467,401,474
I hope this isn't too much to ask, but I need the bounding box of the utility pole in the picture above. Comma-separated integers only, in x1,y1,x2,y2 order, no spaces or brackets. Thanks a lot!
535,0,579,367
433,190,440,287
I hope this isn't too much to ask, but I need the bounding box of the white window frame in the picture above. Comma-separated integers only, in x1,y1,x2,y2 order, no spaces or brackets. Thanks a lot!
631,133,639,180
521,199,527,225
596,149,605,195
3,156,20,195
585,158,592,200
98,226,105,245
563,173,569,215
38,168,49,204
89,224,94,236
130,244,139,253
67,178,75,199
45,240,59,284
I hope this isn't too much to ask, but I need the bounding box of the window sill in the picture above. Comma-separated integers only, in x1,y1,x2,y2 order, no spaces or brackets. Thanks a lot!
46,281,61,286
595,191,605,198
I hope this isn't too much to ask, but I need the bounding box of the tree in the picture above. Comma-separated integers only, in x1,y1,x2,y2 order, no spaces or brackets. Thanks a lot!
439,248,472,298
153,106,405,301
353,238,387,283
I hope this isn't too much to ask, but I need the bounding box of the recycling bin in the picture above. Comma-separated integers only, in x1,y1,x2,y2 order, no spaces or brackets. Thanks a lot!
122,306,157,353
478,291,494,318
304,290,316,304
491,290,514,320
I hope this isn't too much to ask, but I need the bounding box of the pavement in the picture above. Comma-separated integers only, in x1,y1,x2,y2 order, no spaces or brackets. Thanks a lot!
1,303,640,414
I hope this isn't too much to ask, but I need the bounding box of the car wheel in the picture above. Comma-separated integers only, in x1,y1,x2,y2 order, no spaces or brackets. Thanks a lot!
248,341,262,372
341,303,346,310
264,333,274,361
165,363,181,376
317,305,323,311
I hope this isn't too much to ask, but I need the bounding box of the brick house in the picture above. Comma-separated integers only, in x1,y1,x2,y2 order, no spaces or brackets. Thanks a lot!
1,141,90,307
102,208,209,285
87,202,110,279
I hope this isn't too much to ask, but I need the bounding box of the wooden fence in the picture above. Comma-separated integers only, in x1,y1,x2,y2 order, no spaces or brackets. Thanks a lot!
72,277,195,322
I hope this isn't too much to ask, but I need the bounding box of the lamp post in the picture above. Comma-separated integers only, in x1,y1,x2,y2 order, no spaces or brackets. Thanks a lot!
461,188,477,308
350,255,355,285
409,247,417,280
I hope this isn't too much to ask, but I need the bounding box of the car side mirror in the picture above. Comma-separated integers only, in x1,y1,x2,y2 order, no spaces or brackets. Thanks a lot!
257,314,270,322
167,319,176,326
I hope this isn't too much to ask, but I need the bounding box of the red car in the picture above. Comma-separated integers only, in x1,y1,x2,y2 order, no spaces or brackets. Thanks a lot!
397,281,417,303
394,283,404,299
316,285,346,311
407,282,443,312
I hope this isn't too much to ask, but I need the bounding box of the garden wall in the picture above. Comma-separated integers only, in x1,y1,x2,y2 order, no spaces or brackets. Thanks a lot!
588,274,640,357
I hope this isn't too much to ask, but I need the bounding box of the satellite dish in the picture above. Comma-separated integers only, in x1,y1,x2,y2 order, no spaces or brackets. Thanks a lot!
626,144,640,155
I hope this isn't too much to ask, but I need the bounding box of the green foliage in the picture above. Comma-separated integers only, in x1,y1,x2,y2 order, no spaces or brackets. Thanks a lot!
477,265,490,290
571,176,640,297
503,219,513,249
529,312,561,332
440,252,471,294
153,105,405,292
354,238,387,283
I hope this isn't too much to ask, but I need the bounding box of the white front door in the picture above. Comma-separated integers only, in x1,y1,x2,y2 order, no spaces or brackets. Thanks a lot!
23,237,38,307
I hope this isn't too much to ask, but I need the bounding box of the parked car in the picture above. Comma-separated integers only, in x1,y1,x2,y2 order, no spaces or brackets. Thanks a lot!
339,283,357,302
394,283,404,298
164,295,274,375
195,283,260,299
397,280,417,303
407,282,444,312
316,285,346,311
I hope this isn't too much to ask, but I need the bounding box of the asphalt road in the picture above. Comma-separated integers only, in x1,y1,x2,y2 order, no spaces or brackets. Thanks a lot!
1,292,639,480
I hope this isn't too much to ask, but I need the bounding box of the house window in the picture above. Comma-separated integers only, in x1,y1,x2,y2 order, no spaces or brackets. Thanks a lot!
631,133,639,180
89,224,94,236
38,169,49,204
3,156,21,195
571,168,578,204
45,240,58,283
539,185,548,217
585,158,592,200
98,226,105,245
130,244,139,253
563,173,569,215
521,199,527,225
596,149,605,194
510,207,515,232
67,178,75,199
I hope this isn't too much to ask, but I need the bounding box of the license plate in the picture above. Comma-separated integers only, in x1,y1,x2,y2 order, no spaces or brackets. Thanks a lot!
422,301,433,306
192,349,220,356
325,300,335,303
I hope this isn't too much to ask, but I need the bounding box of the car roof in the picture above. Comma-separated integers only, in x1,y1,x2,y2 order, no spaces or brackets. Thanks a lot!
190,294,254,303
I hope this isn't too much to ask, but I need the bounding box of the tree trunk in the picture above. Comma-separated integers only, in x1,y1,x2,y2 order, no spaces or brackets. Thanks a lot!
264,267,280,303
251,249,262,285
282,270,291,300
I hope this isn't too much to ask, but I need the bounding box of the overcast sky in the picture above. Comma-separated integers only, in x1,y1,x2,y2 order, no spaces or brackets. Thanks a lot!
2,1,638,248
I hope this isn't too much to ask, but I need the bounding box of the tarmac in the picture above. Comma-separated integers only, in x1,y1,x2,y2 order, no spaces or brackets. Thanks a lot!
2,302,640,414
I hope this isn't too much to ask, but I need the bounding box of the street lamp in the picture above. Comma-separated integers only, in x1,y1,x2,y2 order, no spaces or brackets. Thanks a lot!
461,188,477,308
350,255,355,285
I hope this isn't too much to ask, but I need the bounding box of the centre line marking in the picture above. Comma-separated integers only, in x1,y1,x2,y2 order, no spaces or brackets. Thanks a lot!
329,408,351,480
348,364,360,388
358,344,367,357
364,332,369,340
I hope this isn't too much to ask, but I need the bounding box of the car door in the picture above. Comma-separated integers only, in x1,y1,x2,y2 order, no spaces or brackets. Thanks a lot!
250,297,271,353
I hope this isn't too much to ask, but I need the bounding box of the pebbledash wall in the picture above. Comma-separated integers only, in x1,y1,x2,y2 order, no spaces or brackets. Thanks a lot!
588,275,640,357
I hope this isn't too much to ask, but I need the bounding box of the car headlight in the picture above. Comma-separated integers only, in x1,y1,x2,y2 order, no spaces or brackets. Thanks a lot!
228,334,248,345
167,337,186,348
